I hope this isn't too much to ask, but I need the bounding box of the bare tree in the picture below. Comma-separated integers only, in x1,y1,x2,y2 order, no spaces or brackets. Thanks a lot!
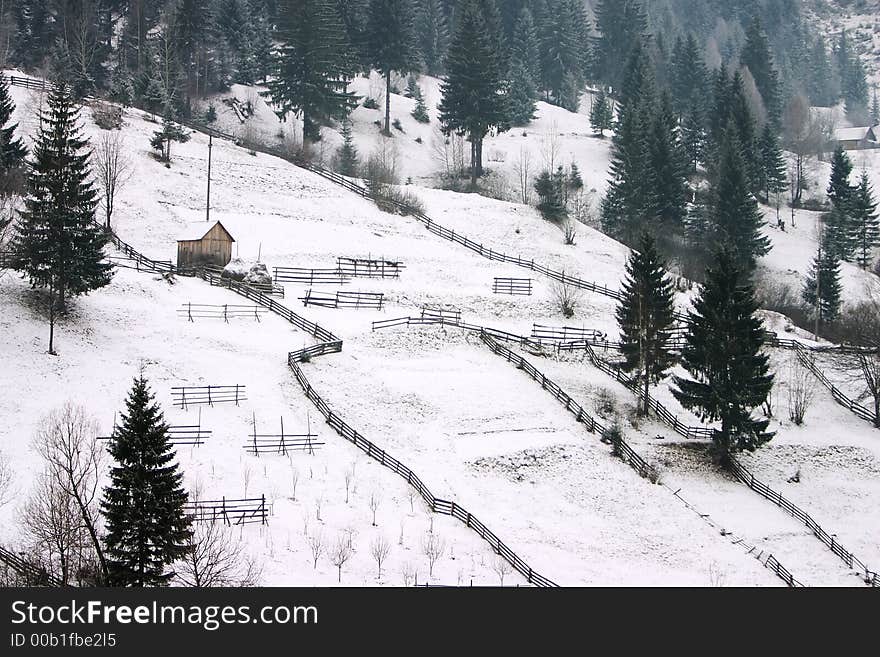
783,95,833,206
492,555,512,586
540,124,561,172
370,535,391,579
94,132,133,229
329,534,352,583
0,448,11,508
314,496,323,521
562,221,578,246
289,463,299,501
551,280,583,318
857,353,880,428
407,488,416,513
33,404,107,582
175,485,262,587
787,359,816,426
368,491,380,526
307,529,324,569
513,146,533,204
402,561,417,586
19,472,88,585
422,532,446,578
344,467,354,504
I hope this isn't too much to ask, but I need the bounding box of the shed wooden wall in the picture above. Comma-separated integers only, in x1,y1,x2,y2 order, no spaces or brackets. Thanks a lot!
177,223,233,268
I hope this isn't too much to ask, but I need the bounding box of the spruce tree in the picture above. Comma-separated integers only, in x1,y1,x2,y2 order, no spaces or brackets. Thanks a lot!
741,16,782,130
758,123,787,205
615,232,677,416
671,33,708,120
10,83,112,355
367,0,420,135
590,0,648,93
438,0,509,186
534,169,566,220
538,0,587,107
827,146,854,212
336,119,360,175
681,104,706,174
802,239,842,325
0,73,27,176
589,88,613,137
851,171,879,270
649,91,689,237
705,122,771,275
415,0,450,77
601,41,656,246
150,113,190,163
672,249,775,464
102,375,193,587
507,6,540,125
871,88,880,126
265,0,358,143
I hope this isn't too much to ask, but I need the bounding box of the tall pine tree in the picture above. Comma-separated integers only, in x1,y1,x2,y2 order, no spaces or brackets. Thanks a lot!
415,0,449,77
802,238,842,328
616,232,677,416
590,0,648,94
265,0,358,143
673,249,775,464
10,83,112,355
589,88,613,137
851,171,879,270
705,122,770,274
758,122,787,206
367,0,420,135
741,16,782,130
102,375,193,587
438,0,509,186
0,72,27,177
507,5,540,125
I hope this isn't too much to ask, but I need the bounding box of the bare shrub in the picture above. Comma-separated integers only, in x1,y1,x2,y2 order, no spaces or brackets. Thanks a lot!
562,221,577,245
307,529,324,569
402,561,417,586
708,561,727,587
370,534,391,579
368,491,380,526
646,461,664,485
91,101,123,130
94,131,132,228
33,404,107,582
787,360,816,425
422,532,446,578
289,463,299,501
595,388,618,418
551,281,583,318
492,556,512,586
329,534,352,583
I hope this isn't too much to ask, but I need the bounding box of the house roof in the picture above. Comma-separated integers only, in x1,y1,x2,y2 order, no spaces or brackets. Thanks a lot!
177,220,235,242
833,126,876,142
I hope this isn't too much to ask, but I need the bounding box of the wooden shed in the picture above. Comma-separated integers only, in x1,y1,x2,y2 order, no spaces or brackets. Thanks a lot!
833,126,877,151
177,221,235,269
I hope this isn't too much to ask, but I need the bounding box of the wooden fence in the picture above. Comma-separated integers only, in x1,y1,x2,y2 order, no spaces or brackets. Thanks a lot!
793,345,879,428
245,415,322,455
273,266,350,285
0,545,63,587
177,302,268,322
184,496,269,526
729,459,878,586
531,324,608,342
421,306,462,323
493,277,533,296
300,289,385,310
172,384,246,409
336,256,404,279
285,347,558,586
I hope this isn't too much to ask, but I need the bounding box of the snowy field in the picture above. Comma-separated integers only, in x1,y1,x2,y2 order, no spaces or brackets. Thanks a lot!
1,76,879,586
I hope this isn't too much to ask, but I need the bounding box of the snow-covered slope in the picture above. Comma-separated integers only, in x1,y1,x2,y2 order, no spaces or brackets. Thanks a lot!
2,77,879,586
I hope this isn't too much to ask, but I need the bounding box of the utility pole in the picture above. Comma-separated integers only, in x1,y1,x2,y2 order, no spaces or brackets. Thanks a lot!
206,133,213,222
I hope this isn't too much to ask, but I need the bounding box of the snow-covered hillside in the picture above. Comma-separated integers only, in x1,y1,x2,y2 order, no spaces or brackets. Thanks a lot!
2,77,879,586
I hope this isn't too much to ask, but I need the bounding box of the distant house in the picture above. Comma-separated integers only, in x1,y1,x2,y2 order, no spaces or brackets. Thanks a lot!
832,126,877,151
176,221,235,269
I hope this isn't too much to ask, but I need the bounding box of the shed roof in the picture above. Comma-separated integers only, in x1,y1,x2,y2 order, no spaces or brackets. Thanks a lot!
176,220,235,243
833,126,876,142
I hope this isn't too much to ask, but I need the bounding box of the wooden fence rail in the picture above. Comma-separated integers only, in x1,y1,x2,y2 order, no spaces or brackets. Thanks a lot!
184,496,269,526
0,545,63,587
793,345,879,427
300,289,385,310
336,257,404,279
172,384,246,409
493,277,533,296
273,267,350,285
177,302,268,322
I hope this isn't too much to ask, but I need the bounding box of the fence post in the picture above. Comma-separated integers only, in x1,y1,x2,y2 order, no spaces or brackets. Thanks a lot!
262,495,267,525
208,386,213,407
